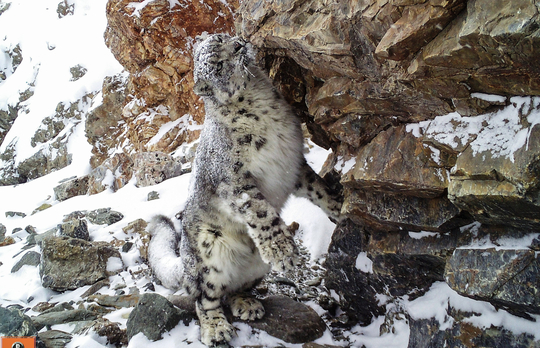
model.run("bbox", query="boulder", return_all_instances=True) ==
[85,73,129,168]
[126,293,194,342]
[58,218,89,240]
[245,296,326,344]
[132,151,188,187]
[324,219,385,326]
[11,251,41,273]
[0,104,19,148]
[87,208,124,226]
[87,153,134,194]
[344,125,455,195]
[408,311,540,348]
[73,318,127,347]
[32,309,99,331]
[0,305,37,337]
[53,176,90,202]
[415,0,540,95]
[37,330,73,348]
[39,236,123,291]
[0,223,5,242]
[445,248,540,316]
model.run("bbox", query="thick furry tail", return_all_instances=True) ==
[148,215,184,289]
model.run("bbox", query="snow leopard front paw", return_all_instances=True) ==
[198,310,236,346]
[196,302,236,346]
[200,320,236,346]
[229,295,265,321]
[260,229,299,272]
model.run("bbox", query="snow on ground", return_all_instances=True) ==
[2,1,540,347]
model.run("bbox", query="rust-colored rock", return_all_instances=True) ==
[342,126,450,198]
[375,0,466,61]
[101,0,238,163]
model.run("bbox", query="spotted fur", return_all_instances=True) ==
[148,33,342,346]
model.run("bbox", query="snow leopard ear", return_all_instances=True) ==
[194,79,213,97]
[195,32,209,44]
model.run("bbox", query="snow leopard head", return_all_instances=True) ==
[193,33,255,104]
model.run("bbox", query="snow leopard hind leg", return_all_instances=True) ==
[294,161,343,222]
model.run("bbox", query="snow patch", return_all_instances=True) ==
[406,97,540,163]
[408,231,439,239]
[355,252,373,273]
[106,257,124,273]
[334,156,356,174]
[471,92,507,103]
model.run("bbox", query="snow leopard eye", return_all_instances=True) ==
[233,41,244,53]
[216,61,223,73]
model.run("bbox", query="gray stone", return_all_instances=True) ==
[40,302,74,315]
[39,236,122,291]
[87,208,124,225]
[126,293,194,341]
[0,2,11,16]
[34,228,57,246]
[9,44,23,72]
[342,189,465,232]
[88,294,140,309]
[6,211,26,218]
[53,176,89,202]
[38,330,73,348]
[324,219,385,326]
[245,296,326,344]
[147,191,159,201]
[408,311,540,348]
[445,248,540,316]
[437,97,540,229]
[0,305,38,336]
[81,279,110,298]
[58,218,89,240]
[32,309,99,331]
[0,142,21,186]
[132,152,188,187]
[69,65,87,81]
[0,223,5,242]
[11,251,41,273]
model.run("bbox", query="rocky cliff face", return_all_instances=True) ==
[238,0,540,345]
[2,0,540,346]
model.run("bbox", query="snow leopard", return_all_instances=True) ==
[148,33,342,346]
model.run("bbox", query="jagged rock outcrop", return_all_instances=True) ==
[92,0,239,171]
[2,0,539,346]
[0,94,93,185]
[235,0,540,344]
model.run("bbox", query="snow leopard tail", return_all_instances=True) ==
[148,215,184,289]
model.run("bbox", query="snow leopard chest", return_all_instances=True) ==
[199,96,304,210]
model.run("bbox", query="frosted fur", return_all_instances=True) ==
[147,216,184,289]
[148,33,342,346]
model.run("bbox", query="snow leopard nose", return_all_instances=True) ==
[233,38,250,54]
